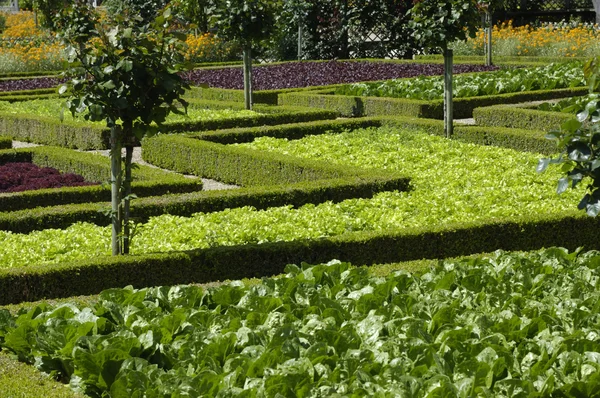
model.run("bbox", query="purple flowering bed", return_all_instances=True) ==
[183,60,499,90]
[0,77,64,92]
[0,162,96,193]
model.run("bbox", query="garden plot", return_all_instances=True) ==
[0,98,337,150]
[2,248,600,396]
[0,126,584,269]
[278,62,589,118]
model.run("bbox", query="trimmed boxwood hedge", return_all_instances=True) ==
[0,135,10,149]
[278,87,588,119]
[0,115,578,302]
[0,146,202,212]
[0,100,338,150]
[0,115,557,231]
[473,104,574,131]
[0,208,598,305]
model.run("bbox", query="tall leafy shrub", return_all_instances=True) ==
[408,0,480,137]
[208,0,281,110]
[59,2,190,255]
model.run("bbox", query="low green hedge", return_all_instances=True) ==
[185,85,337,105]
[0,101,338,150]
[0,128,409,232]
[414,55,583,66]
[473,104,573,131]
[0,208,598,305]
[0,146,202,212]
[0,174,407,233]
[278,87,588,119]
[0,135,10,149]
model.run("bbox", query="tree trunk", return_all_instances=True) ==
[485,11,492,66]
[298,23,303,60]
[594,0,600,24]
[123,143,133,254]
[443,47,453,138]
[243,46,253,110]
[110,125,123,255]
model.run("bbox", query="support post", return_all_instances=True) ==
[243,46,253,110]
[110,126,122,255]
[444,47,453,138]
[298,23,303,60]
[485,12,492,66]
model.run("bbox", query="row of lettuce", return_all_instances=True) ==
[2,248,600,396]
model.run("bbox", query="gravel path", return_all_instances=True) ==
[11,141,238,191]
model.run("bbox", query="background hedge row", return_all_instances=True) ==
[0,101,338,150]
[277,87,588,118]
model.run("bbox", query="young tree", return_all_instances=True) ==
[408,0,480,138]
[59,1,190,255]
[208,0,281,110]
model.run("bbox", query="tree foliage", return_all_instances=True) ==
[208,0,281,47]
[267,0,414,60]
[538,58,600,217]
[408,0,481,52]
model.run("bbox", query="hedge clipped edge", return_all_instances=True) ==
[0,102,338,150]
[185,84,340,105]
[0,173,408,233]
[0,146,202,212]
[278,87,588,119]
[0,135,10,149]
[473,104,573,132]
[0,209,598,304]
[0,112,110,150]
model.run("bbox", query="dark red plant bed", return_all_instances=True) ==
[0,77,64,92]
[0,162,97,193]
[183,60,499,91]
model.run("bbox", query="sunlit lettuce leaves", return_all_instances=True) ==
[0,126,584,269]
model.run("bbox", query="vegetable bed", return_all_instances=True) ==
[2,248,600,396]
[335,62,584,100]
[0,162,95,193]
[0,99,256,126]
[0,126,582,269]
[184,60,498,90]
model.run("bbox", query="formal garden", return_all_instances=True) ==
[2,0,600,396]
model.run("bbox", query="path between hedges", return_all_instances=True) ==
[11,141,239,191]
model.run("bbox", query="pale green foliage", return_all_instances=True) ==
[0,99,256,126]
[0,127,583,269]
[337,62,585,100]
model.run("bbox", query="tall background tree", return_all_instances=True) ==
[267,0,414,61]
[59,1,190,255]
[409,0,481,138]
[208,0,281,110]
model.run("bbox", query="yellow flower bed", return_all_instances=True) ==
[453,20,600,58]
[0,11,64,72]
[185,32,239,63]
